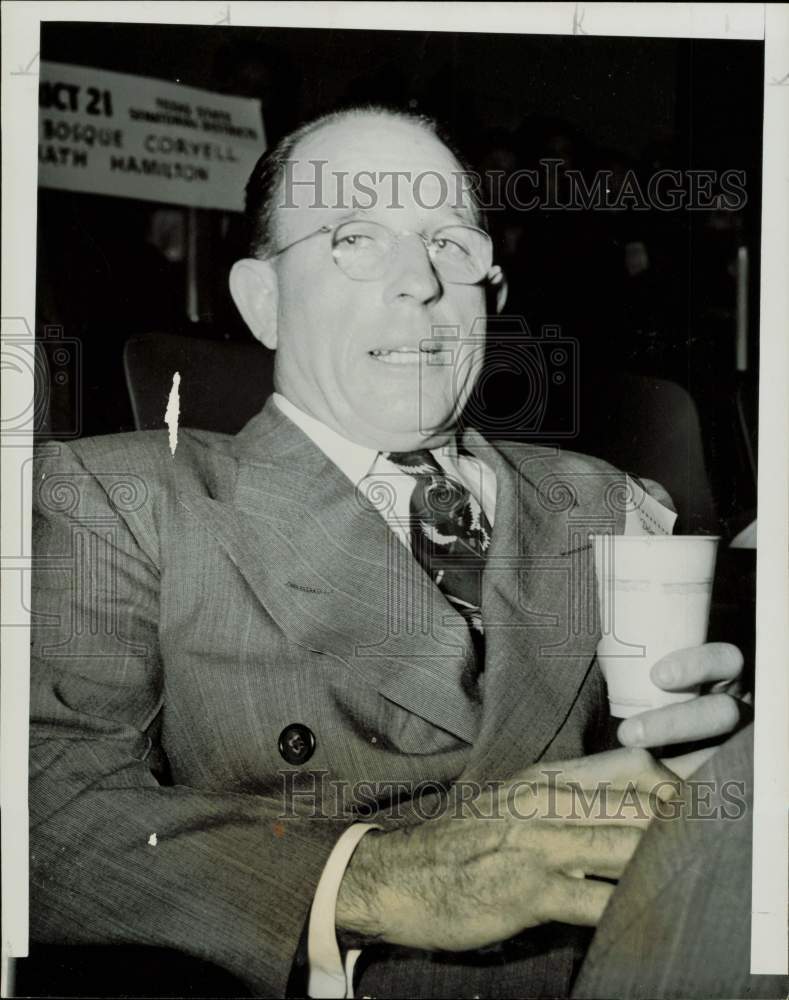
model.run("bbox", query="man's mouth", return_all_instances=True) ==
[369,345,442,365]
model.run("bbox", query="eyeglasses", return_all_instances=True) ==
[268,219,494,285]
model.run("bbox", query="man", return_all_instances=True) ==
[30,107,746,999]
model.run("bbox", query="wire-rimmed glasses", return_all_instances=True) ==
[269,218,494,285]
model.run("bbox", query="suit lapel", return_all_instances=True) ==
[174,400,625,757]
[175,398,480,743]
[461,432,626,778]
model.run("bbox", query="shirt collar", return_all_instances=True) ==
[272,392,465,483]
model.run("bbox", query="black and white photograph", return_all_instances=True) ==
[1,4,787,999]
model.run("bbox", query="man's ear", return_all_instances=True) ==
[493,272,508,314]
[229,258,278,349]
[495,277,508,314]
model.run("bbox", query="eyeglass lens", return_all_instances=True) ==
[330,220,491,284]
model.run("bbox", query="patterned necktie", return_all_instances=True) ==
[386,449,492,656]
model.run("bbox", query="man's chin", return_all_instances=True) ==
[346,414,457,453]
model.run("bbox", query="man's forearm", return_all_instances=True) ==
[335,827,389,944]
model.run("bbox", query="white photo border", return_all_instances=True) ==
[2,1,786,988]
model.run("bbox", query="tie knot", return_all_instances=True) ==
[387,450,470,522]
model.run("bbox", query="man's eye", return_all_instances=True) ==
[337,232,373,247]
[433,237,470,257]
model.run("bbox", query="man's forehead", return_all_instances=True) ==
[278,114,477,223]
[301,113,453,155]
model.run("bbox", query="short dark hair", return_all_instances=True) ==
[243,104,483,258]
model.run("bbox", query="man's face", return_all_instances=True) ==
[266,115,487,451]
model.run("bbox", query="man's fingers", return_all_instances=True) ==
[541,872,615,927]
[618,692,741,748]
[650,643,744,691]
[541,822,643,879]
[554,786,661,827]
[536,824,643,927]
[508,782,660,826]
[513,746,681,800]
[561,787,662,827]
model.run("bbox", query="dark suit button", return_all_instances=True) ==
[278,724,316,765]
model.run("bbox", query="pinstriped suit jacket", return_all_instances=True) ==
[29,395,627,997]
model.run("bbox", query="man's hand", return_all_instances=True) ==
[336,748,680,953]
[616,642,747,748]
[616,642,749,778]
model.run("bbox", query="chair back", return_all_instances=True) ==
[480,370,716,534]
[578,371,716,533]
[123,332,275,435]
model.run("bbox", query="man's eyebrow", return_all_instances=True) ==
[334,207,375,223]
[448,205,477,224]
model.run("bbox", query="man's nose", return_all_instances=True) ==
[382,234,442,305]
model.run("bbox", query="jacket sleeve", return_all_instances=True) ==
[28,440,351,997]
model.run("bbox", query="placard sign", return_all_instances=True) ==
[38,61,266,211]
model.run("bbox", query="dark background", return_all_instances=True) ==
[25,21,764,999]
[36,22,763,530]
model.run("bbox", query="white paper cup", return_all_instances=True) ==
[590,534,720,718]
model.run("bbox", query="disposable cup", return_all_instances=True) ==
[590,534,720,718]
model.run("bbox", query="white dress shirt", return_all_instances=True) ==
[271,392,676,999]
